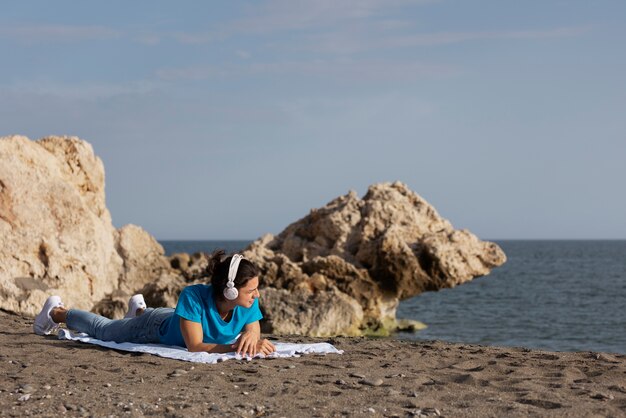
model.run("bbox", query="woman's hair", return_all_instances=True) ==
[205,250,259,300]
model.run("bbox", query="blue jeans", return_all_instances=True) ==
[65,307,174,344]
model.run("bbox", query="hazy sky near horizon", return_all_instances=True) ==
[1,1,625,240]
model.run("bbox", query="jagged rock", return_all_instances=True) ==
[139,272,188,309]
[0,135,169,316]
[167,251,212,282]
[91,290,130,320]
[244,181,506,336]
[259,287,363,336]
[189,252,209,274]
[169,253,191,272]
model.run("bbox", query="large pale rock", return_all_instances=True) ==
[244,181,506,336]
[116,224,169,294]
[0,135,168,316]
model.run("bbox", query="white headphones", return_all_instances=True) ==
[224,254,244,300]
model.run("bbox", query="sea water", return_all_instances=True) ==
[160,240,626,354]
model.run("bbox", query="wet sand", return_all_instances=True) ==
[1,310,625,417]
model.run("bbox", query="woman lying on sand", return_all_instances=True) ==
[33,251,276,357]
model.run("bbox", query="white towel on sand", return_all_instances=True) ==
[58,329,343,364]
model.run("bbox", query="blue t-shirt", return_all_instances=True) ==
[159,284,263,347]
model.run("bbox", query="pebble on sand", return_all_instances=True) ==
[169,369,188,377]
[360,378,384,387]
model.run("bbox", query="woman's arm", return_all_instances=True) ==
[243,321,261,338]
[179,317,233,353]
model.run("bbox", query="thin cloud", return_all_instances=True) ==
[236,50,252,59]
[218,0,439,36]
[134,33,161,46]
[248,58,455,80]
[303,25,592,54]
[384,26,592,47]
[156,66,229,81]
[503,26,591,40]
[156,58,456,82]
[0,24,218,46]
[134,31,221,46]
[161,0,434,45]
[2,80,156,101]
[0,24,121,43]
[171,32,214,45]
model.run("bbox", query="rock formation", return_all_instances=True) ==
[0,135,168,317]
[243,182,506,336]
[1,135,505,337]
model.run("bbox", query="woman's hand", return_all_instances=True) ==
[256,339,276,356]
[233,330,260,356]
[233,322,275,357]
[233,332,277,357]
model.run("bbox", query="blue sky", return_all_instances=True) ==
[1,1,625,240]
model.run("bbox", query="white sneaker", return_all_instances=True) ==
[33,296,64,336]
[124,294,147,319]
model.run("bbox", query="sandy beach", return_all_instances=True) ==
[1,310,624,417]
